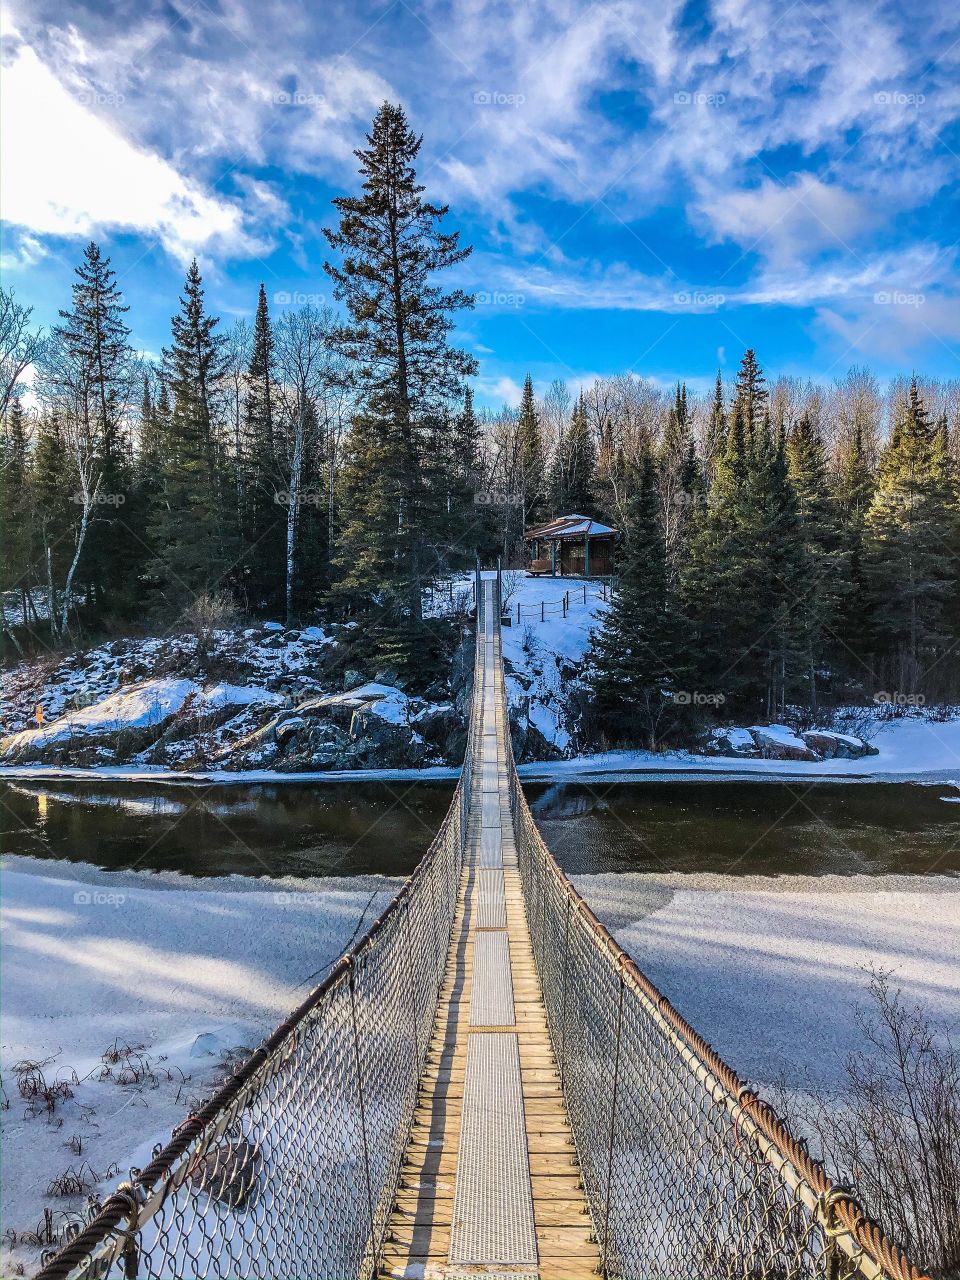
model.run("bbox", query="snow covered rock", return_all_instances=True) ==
[708,727,759,757]
[0,678,200,763]
[748,724,820,762]
[802,729,877,759]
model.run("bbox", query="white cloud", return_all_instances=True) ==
[0,42,264,263]
[704,175,872,265]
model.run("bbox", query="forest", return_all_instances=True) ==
[1,103,958,743]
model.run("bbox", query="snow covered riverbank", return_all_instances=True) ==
[575,871,960,1093]
[0,856,398,1267]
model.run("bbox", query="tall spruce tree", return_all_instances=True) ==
[323,102,476,678]
[148,260,233,606]
[242,284,284,610]
[786,413,839,708]
[549,393,595,515]
[585,452,680,749]
[863,378,959,694]
[54,241,134,604]
[517,373,547,524]
[733,348,767,456]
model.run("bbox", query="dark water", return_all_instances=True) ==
[525,779,960,877]
[1,777,958,879]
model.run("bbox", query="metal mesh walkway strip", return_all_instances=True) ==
[470,930,516,1027]
[448,1033,538,1266]
[475,869,508,930]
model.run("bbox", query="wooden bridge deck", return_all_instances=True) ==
[380,580,599,1280]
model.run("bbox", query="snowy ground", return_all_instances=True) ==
[0,855,398,1267]
[575,871,960,1093]
[518,712,960,781]
[498,571,608,754]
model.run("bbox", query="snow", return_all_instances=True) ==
[518,713,960,781]
[316,682,409,723]
[748,723,809,751]
[0,855,399,1262]
[576,871,960,1092]
[0,678,200,758]
[199,683,285,709]
[498,574,609,754]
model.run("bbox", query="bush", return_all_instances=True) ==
[796,970,960,1279]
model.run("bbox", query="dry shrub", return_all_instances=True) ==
[797,969,960,1279]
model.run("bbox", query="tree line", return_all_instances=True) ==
[1,101,958,715]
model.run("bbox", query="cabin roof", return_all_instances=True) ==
[524,513,617,541]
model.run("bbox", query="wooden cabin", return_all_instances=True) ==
[524,514,617,577]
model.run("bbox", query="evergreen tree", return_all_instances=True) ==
[786,413,840,707]
[1,401,31,613]
[549,393,595,515]
[242,284,284,610]
[323,102,476,676]
[834,415,876,663]
[517,373,547,523]
[585,452,681,749]
[863,378,959,693]
[54,241,134,603]
[733,348,767,455]
[705,370,726,478]
[148,260,233,606]
[659,382,701,577]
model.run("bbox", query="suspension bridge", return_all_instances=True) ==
[37,574,927,1280]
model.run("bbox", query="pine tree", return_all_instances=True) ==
[705,370,726,479]
[659,382,701,577]
[586,452,681,749]
[549,393,595,515]
[241,284,284,610]
[1,401,31,609]
[786,414,840,707]
[517,374,547,523]
[148,260,233,606]
[863,378,959,694]
[834,416,876,663]
[323,102,476,673]
[733,348,767,456]
[54,241,134,603]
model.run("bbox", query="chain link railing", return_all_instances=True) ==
[507,745,930,1280]
[34,609,486,1280]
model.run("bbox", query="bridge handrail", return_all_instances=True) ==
[33,602,487,1280]
[505,754,928,1279]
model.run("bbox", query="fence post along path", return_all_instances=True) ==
[37,574,929,1280]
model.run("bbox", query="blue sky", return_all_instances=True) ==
[2,0,959,406]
